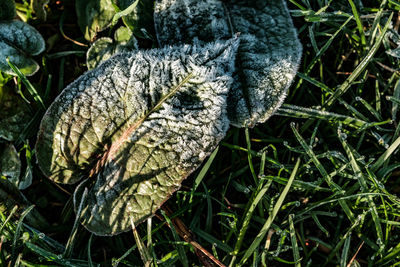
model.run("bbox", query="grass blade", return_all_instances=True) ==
[189,146,219,204]
[370,135,400,172]
[6,58,46,109]
[289,214,301,267]
[291,123,356,223]
[161,210,189,267]
[323,13,393,108]
[239,158,301,265]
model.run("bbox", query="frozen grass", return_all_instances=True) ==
[2,0,400,266]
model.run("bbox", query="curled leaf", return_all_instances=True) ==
[155,0,302,127]
[0,0,16,20]
[36,39,239,235]
[0,20,45,76]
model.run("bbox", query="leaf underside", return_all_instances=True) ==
[0,21,45,76]
[36,39,238,235]
[155,0,303,127]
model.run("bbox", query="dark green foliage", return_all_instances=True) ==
[0,0,16,20]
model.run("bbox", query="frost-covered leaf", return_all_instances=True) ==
[0,86,32,141]
[155,0,302,127]
[117,0,154,39]
[76,0,116,41]
[0,0,16,20]
[0,20,45,76]
[0,143,21,187]
[31,0,49,21]
[36,39,239,235]
[86,27,138,70]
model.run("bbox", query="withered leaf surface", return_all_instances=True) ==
[155,0,302,127]
[36,39,238,235]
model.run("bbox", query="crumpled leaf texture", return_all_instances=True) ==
[155,0,302,127]
[36,39,238,235]
[0,21,45,76]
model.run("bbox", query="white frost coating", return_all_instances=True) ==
[155,0,303,127]
[37,38,239,235]
[0,21,45,76]
[0,21,45,55]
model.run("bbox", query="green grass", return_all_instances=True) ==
[2,0,400,266]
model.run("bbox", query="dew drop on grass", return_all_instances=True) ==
[339,131,347,140]
[38,232,45,239]
[355,96,362,101]
[22,232,30,241]
[294,201,300,207]
[283,141,289,147]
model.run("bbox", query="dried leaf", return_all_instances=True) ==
[0,20,45,76]
[36,39,239,235]
[155,0,302,127]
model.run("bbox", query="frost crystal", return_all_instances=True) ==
[0,21,45,76]
[36,39,239,235]
[155,0,302,127]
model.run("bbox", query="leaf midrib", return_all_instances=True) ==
[88,72,194,178]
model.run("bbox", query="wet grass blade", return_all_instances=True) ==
[239,158,300,265]
[291,124,356,223]
[289,214,301,267]
[6,58,46,109]
[323,13,393,108]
